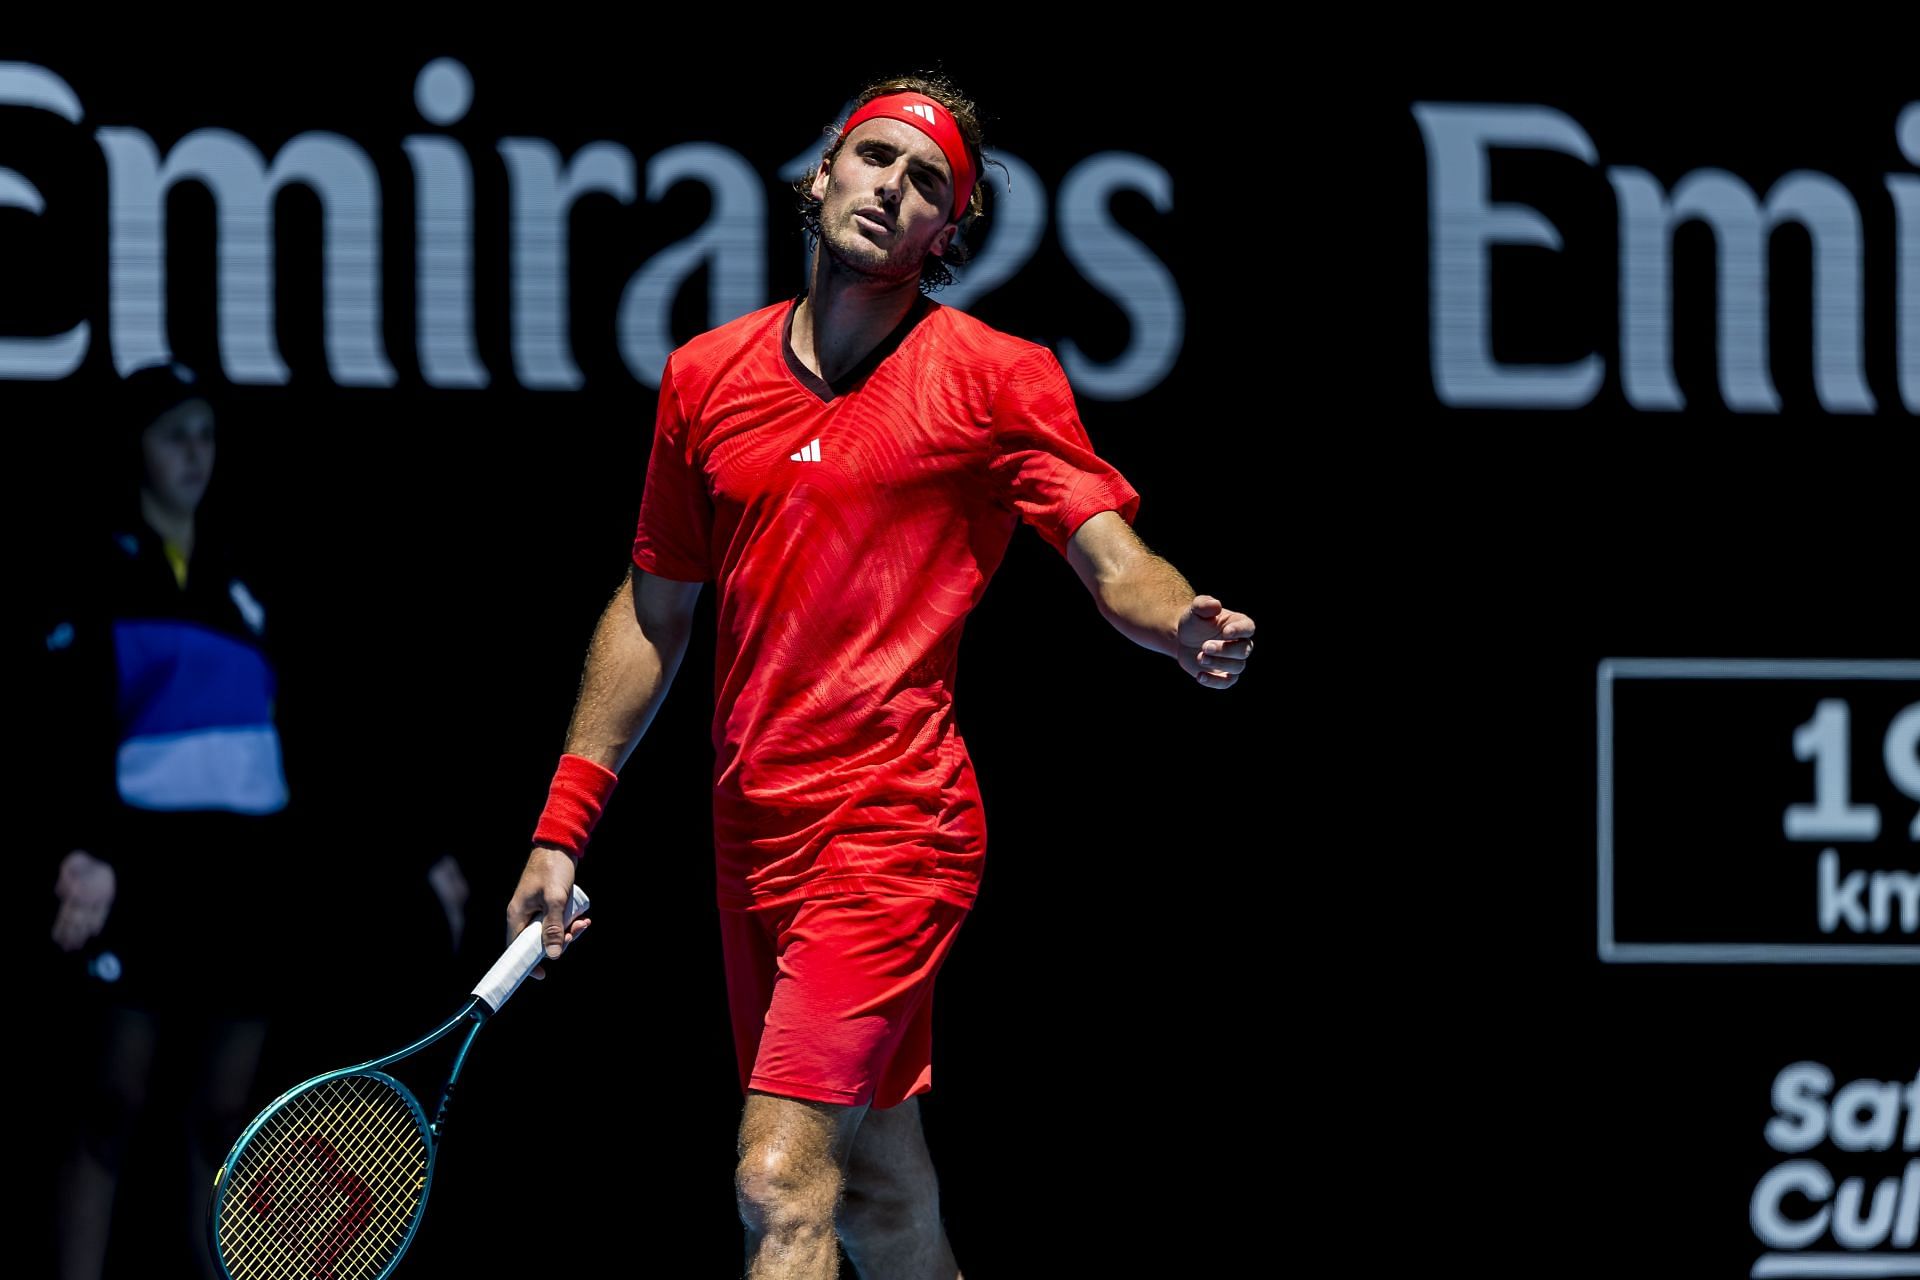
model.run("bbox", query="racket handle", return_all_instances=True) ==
[472,883,590,1014]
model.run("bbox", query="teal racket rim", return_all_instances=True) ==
[208,1067,437,1280]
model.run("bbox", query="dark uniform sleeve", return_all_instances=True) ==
[29,536,125,877]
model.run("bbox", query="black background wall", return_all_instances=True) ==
[9,34,1272,1278]
[9,31,1913,1279]
[1318,44,1917,1280]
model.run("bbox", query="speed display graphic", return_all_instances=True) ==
[1599,660,1920,964]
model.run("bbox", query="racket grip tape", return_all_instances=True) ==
[472,883,590,1013]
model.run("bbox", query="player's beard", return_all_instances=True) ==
[818,191,924,287]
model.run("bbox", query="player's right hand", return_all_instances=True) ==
[52,849,116,952]
[507,845,590,980]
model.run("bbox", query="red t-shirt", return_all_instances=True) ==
[632,292,1141,910]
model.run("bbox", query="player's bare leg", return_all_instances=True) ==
[835,1095,961,1280]
[737,1090,866,1278]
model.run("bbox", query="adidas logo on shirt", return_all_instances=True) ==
[790,438,822,463]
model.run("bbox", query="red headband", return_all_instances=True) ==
[837,92,977,223]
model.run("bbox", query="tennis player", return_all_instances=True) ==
[506,71,1255,1279]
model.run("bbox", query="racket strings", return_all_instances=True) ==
[215,1073,431,1280]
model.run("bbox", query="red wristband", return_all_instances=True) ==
[532,753,619,858]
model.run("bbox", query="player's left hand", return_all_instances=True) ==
[1175,595,1255,689]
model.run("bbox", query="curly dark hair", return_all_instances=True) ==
[791,70,1008,294]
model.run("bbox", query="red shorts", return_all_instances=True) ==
[718,892,970,1110]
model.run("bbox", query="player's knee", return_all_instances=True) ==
[734,1140,842,1236]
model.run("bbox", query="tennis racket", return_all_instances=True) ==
[207,882,590,1280]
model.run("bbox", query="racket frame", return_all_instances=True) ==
[208,997,490,1280]
[208,880,587,1279]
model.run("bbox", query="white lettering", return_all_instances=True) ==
[1787,700,1883,842]
[1819,851,1920,935]
[1751,1160,1833,1250]
[96,126,396,386]
[0,60,1185,397]
[1055,153,1183,401]
[1897,1159,1920,1247]
[1831,1171,1900,1248]
[920,150,1044,312]
[1820,850,1870,934]
[616,143,765,390]
[1414,101,1916,415]
[1833,1078,1906,1151]
[1886,702,1920,840]
[499,137,636,390]
[0,62,90,379]
[1871,867,1920,934]
[1411,103,1603,409]
[1610,168,1874,413]
[402,58,488,389]
[1894,104,1920,414]
[1769,1062,1834,1152]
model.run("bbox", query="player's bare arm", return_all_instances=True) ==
[509,566,703,973]
[1066,510,1256,689]
[560,566,704,770]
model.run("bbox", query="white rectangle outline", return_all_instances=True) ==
[1598,658,1920,965]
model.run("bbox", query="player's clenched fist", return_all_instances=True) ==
[1175,595,1255,689]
